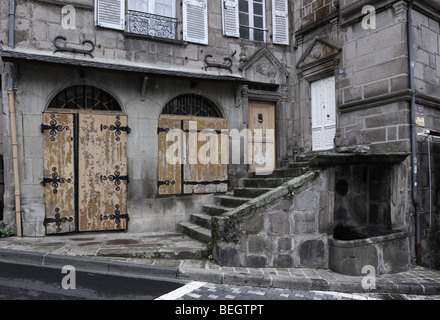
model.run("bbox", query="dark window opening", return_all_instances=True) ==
[162,94,222,118]
[48,85,122,111]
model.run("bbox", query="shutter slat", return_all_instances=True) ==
[272,0,289,45]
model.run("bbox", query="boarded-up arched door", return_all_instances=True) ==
[158,94,228,195]
[42,86,130,234]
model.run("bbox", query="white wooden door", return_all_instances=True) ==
[311,76,336,151]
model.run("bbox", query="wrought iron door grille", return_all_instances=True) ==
[128,10,177,40]
[48,85,122,111]
[162,94,222,117]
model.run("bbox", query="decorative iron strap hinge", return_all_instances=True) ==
[101,115,131,141]
[157,127,170,134]
[158,128,225,134]
[157,180,176,187]
[41,114,70,142]
[43,208,74,233]
[100,204,129,230]
[183,180,229,185]
[100,165,129,191]
[41,167,72,194]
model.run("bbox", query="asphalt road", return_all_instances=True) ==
[0,261,184,300]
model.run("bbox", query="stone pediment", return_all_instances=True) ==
[296,37,341,81]
[239,48,289,85]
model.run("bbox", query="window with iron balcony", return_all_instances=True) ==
[127,0,177,40]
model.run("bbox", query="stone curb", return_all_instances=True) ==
[0,248,178,280]
[1,248,440,295]
[176,266,440,295]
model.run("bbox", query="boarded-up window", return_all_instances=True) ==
[158,95,228,195]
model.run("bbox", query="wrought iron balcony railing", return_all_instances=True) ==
[127,10,177,40]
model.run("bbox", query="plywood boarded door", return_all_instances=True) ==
[248,101,276,174]
[158,115,183,195]
[158,115,229,195]
[183,117,228,193]
[42,113,76,234]
[78,114,129,231]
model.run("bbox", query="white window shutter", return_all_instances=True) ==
[95,0,125,30]
[272,0,289,45]
[222,0,239,38]
[183,0,208,45]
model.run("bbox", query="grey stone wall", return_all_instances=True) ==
[213,170,334,268]
[415,105,440,269]
[411,4,440,269]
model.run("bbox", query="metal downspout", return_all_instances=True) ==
[407,0,421,265]
[7,0,22,237]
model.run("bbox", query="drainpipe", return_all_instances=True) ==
[7,0,22,237]
[407,0,421,265]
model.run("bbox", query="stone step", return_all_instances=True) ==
[215,195,253,208]
[248,167,309,178]
[191,213,212,230]
[203,204,231,216]
[288,161,310,168]
[96,233,210,260]
[233,187,274,198]
[178,221,211,243]
[241,177,291,188]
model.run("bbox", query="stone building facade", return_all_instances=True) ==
[289,0,440,270]
[213,0,440,271]
[0,0,293,235]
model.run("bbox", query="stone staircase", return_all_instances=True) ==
[178,162,310,244]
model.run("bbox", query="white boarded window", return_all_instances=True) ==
[311,76,336,151]
[272,0,289,45]
[95,0,125,30]
[182,0,208,44]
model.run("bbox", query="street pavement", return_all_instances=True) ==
[0,231,440,299]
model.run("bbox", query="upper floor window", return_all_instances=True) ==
[95,0,208,44]
[127,0,177,40]
[239,0,265,42]
[222,0,289,45]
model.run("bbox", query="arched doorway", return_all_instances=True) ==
[157,94,228,195]
[42,85,130,234]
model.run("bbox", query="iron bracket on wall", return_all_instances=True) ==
[203,55,233,73]
[53,36,95,58]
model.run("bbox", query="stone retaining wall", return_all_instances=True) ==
[212,170,335,268]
